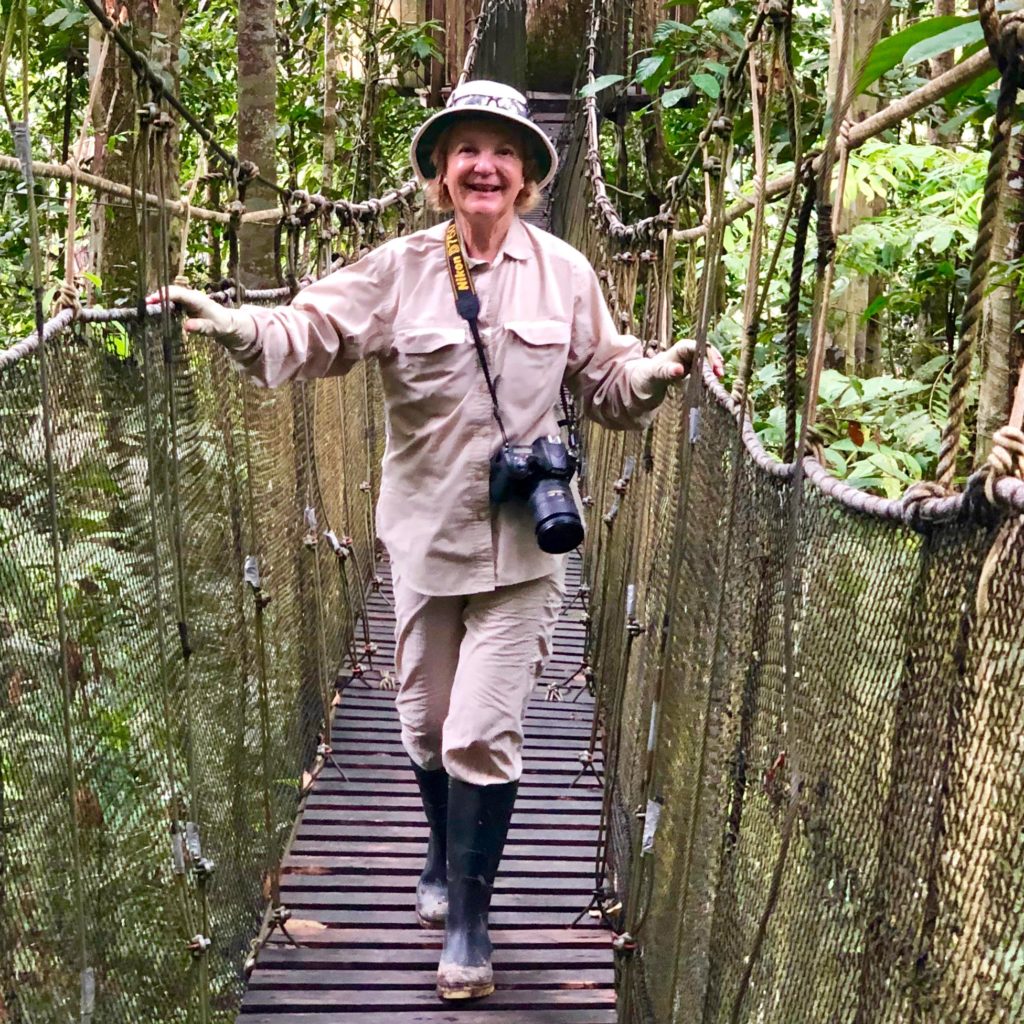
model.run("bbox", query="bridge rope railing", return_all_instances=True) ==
[0,2,498,1021]
[552,0,1024,1021]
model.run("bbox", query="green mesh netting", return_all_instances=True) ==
[1,306,383,1022]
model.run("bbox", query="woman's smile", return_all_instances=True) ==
[442,121,526,224]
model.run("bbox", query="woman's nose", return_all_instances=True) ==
[472,150,496,172]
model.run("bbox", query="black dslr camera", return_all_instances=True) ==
[490,435,584,554]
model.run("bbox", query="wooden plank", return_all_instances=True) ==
[278,890,590,911]
[266,909,596,928]
[281,864,598,883]
[283,843,598,862]
[309,768,602,788]
[264,927,609,949]
[247,968,613,989]
[252,945,606,969]
[238,1011,617,1024]
[240,987,615,1011]
[308,777,603,795]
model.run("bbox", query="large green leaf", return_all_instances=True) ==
[578,74,625,99]
[902,20,985,67]
[856,14,975,93]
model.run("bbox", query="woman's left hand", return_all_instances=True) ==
[633,339,725,400]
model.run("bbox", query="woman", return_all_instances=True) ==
[153,79,722,1001]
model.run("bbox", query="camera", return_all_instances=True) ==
[490,435,584,554]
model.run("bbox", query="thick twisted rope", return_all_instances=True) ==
[935,11,1024,487]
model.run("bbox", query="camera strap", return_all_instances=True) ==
[444,221,510,448]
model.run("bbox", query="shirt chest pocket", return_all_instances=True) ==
[392,326,473,404]
[503,319,571,408]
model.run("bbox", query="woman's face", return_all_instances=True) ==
[441,120,526,224]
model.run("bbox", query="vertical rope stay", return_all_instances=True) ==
[664,15,804,1011]
[936,12,1024,487]
[620,62,740,1000]
[150,86,214,1023]
[8,3,93,1018]
[727,4,889,1019]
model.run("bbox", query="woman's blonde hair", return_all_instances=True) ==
[424,119,542,214]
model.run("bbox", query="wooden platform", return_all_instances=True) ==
[238,556,616,1022]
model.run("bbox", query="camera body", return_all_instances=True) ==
[490,435,584,554]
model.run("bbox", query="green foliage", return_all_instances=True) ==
[856,15,981,93]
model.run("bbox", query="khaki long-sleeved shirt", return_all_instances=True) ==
[232,217,663,596]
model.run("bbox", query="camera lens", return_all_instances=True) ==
[528,480,584,554]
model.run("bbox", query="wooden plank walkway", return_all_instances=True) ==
[238,553,616,1022]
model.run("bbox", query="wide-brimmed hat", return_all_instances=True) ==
[410,80,558,190]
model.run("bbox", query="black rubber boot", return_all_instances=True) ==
[436,778,518,1000]
[411,761,449,928]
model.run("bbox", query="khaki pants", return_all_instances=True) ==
[392,567,565,785]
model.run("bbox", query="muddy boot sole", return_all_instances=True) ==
[416,879,447,929]
[436,969,495,1001]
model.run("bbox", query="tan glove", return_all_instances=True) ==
[146,284,258,353]
[631,339,725,402]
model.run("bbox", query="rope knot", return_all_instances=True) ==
[900,480,949,530]
[1000,10,1024,64]
[764,0,790,27]
[52,281,82,317]
[979,425,1024,506]
[236,160,259,186]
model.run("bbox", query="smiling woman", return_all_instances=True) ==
[426,120,539,220]
[148,76,719,1007]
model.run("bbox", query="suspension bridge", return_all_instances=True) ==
[4,0,1024,1022]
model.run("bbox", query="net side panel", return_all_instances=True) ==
[590,375,1023,1023]
[1,312,380,1023]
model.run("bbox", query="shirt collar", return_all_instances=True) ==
[500,216,532,262]
[439,216,532,268]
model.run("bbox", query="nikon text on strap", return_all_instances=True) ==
[444,221,510,448]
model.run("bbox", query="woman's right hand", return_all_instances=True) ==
[146,285,258,352]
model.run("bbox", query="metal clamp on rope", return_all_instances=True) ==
[703,155,723,177]
[303,506,319,548]
[641,797,663,854]
[324,530,353,561]
[244,555,272,609]
[80,967,96,1021]
[612,931,637,954]
[603,496,621,527]
[137,100,160,126]
[193,857,216,883]
[187,934,211,959]
[185,821,203,861]
[171,828,186,876]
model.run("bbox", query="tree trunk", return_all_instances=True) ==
[323,10,339,194]
[90,2,158,300]
[152,0,182,283]
[427,0,445,106]
[974,133,1024,466]
[928,0,956,144]
[827,0,887,376]
[238,0,278,288]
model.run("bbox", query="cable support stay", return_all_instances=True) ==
[6,3,93,1017]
